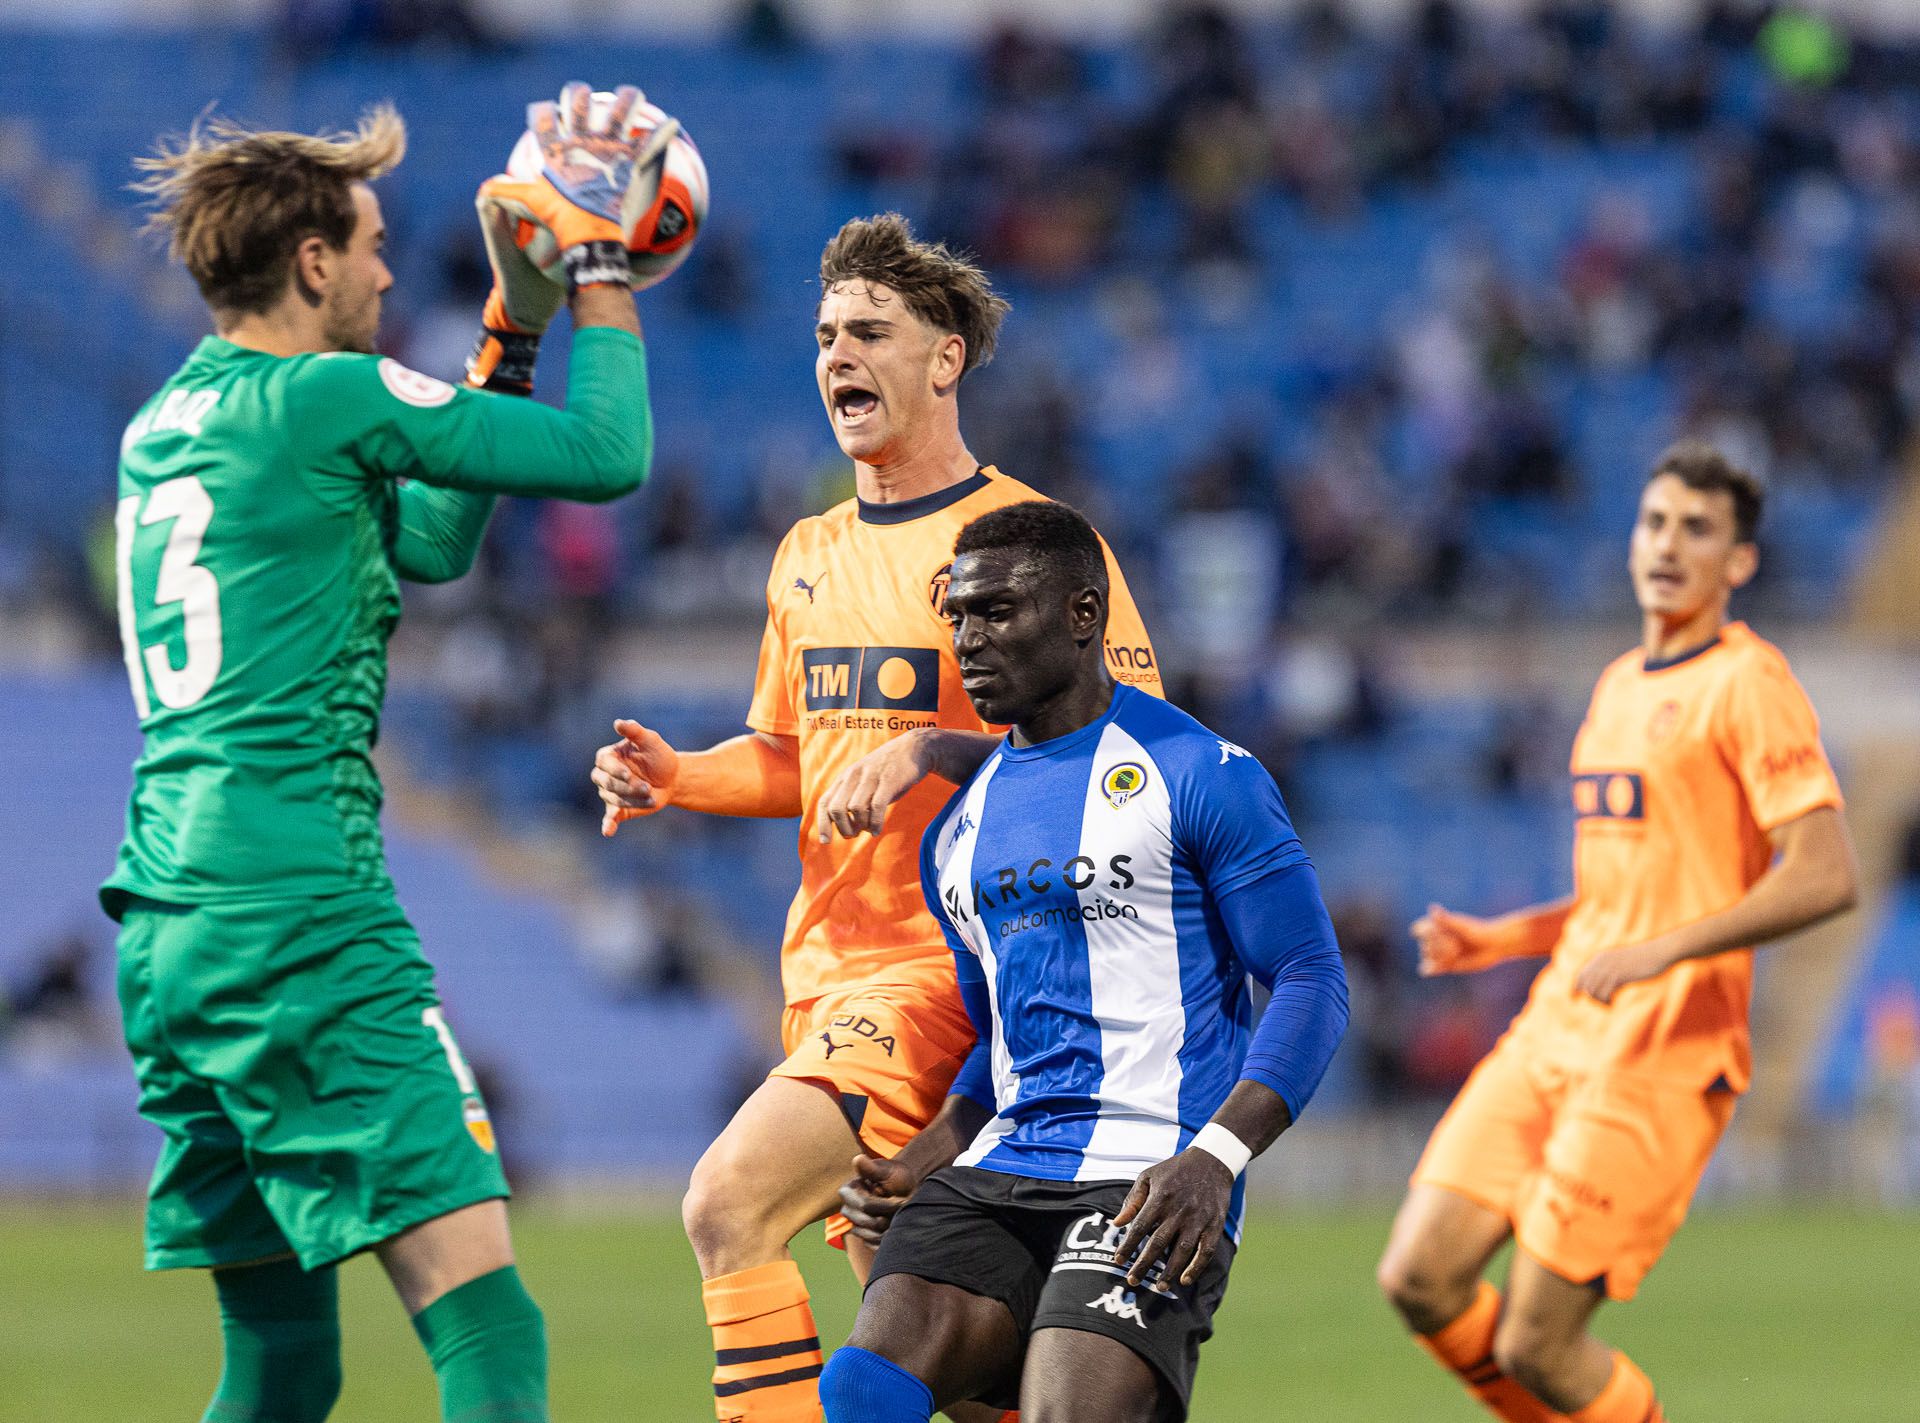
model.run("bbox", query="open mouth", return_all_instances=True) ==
[833,386,879,423]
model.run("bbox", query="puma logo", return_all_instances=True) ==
[819,1032,846,1059]
[793,572,825,603]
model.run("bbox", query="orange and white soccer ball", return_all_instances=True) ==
[507,93,710,290]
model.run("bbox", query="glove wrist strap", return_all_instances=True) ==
[562,239,632,293]
[464,326,541,396]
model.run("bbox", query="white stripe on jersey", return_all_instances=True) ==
[1073,723,1185,1177]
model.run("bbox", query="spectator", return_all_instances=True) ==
[3,931,112,1064]
[1333,898,1412,1106]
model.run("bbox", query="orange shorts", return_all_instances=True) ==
[1411,1038,1735,1300]
[769,978,978,1249]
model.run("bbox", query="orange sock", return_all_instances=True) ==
[701,1260,824,1423]
[1570,1351,1662,1423]
[1416,1282,1567,1423]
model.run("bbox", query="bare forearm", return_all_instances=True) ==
[911,728,1002,785]
[1490,897,1576,959]
[675,733,803,817]
[1659,845,1856,967]
[1578,808,1857,1004]
[570,283,642,340]
[1210,1080,1293,1157]
[895,1094,991,1183]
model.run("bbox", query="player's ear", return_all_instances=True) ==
[931,331,966,392]
[291,234,332,308]
[1727,540,1758,590]
[1070,585,1104,644]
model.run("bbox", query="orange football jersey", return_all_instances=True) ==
[747,466,1163,1006]
[1508,622,1842,1092]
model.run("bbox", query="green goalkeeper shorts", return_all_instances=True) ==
[115,889,510,1271]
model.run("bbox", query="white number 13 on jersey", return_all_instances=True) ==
[115,475,224,716]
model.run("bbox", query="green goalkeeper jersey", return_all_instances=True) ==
[102,326,651,917]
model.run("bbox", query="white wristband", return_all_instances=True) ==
[1190,1122,1252,1178]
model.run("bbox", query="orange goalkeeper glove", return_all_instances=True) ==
[465,82,682,392]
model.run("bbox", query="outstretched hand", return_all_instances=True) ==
[1110,1149,1234,1290]
[1412,903,1504,976]
[592,718,679,836]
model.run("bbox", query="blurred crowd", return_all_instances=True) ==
[369,3,1910,694]
[4,1,1920,1064]
[346,2,1920,866]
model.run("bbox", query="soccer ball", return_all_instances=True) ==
[507,93,710,291]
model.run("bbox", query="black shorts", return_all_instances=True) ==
[866,1165,1235,1416]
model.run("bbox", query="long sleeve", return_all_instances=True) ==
[1171,738,1348,1122]
[391,484,495,584]
[287,328,653,506]
[1215,860,1350,1122]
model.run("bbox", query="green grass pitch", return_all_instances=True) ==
[4,1199,1913,1420]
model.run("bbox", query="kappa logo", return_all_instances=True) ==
[1086,1284,1149,1329]
[793,572,826,603]
[1217,739,1251,765]
[1102,762,1149,808]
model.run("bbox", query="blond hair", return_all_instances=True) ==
[134,104,405,316]
[819,213,1010,377]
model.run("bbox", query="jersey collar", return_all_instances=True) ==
[1641,627,1731,673]
[999,684,1131,762]
[856,468,991,525]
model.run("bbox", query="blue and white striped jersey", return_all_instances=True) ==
[922,685,1346,1237]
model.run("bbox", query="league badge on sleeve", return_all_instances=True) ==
[378,358,458,409]
[463,1095,498,1154]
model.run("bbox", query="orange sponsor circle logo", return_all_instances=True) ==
[1572,771,1644,822]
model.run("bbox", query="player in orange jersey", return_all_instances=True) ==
[1376,440,1858,1423]
[590,214,1160,1423]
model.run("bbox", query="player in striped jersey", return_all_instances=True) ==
[817,502,1350,1423]
[592,215,1159,1421]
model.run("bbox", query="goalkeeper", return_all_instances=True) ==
[106,86,682,1423]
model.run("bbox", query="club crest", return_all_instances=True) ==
[1103,762,1148,808]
